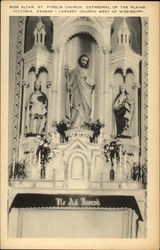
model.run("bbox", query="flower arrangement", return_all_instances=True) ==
[103,138,120,166]
[36,133,56,178]
[52,119,70,142]
[82,119,104,142]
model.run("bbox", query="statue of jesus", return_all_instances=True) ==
[65,55,95,128]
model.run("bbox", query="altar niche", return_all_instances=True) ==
[61,33,100,123]
[112,68,136,138]
[23,66,49,137]
[51,17,113,129]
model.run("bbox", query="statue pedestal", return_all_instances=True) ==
[65,129,94,143]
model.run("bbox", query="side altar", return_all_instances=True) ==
[8,16,147,238]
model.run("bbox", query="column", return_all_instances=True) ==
[56,47,64,121]
[91,42,96,120]
[109,84,114,136]
[133,82,139,139]
[87,160,91,190]
[52,47,59,122]
[133,82,139,165]
[46,80,52,132]
[21,80,29,136]
[98,47,105,122]
[103,46,111,136]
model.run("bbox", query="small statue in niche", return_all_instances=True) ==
[25,81,48,135]
[113,85,134,138]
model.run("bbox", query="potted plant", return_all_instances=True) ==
[8,160,27,180]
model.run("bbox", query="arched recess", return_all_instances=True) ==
[24,65,49,111]
[60,32,100,121]
[56,21,104,50]
[113,68,124,98]
[57,24,105,121]
[67,152,89,181]
[37,66,49,93]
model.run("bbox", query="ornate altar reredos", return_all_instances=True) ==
[8,15,149,239]
[10,16,144,190]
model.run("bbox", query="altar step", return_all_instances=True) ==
[9,179,141,190]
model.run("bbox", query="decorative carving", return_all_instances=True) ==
[143,18,148,169]
[65,129,93,143]
[12,17,25,155]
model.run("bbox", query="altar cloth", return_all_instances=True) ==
[9,193,143,221]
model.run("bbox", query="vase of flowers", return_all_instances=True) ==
[82,119,104,143]
[52,119,70,143]
[103,138,120,166]
[36,133,55,179]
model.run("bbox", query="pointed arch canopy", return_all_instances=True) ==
[52,17,114,50]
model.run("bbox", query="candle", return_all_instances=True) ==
[119,146,122,170]
[38,150,41,177]
[34,144,36,155]
[124,152,127,172]
[29,151,32,178]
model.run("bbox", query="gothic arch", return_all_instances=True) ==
[37,66,48,76]
[67,151,89,180]
[55,22,104,50]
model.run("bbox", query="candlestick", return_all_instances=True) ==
[124,152,127,172]
[119,146,122,171]
[118,146,123,183]
[29,151,32,178]
[34,144,36,155]
[38,150,41,178]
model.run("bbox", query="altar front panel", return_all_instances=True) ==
[9,208,137,238]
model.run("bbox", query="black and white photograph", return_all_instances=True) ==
[1,1,159,249]
[8,15,147,238]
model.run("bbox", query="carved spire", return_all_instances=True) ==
[118,17,131,47]
[34,17,46,46]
